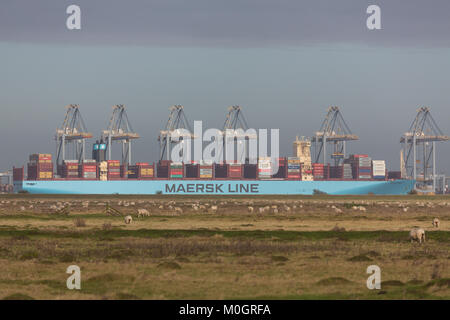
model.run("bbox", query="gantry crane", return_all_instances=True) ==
[101,105,140,165]
[219,106,257,163]
[55,104,92,165]
[158,105,194,161]
[311,106,359,165]
[400,107,449,192]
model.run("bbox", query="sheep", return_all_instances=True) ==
[409,228,425,244]
[248,206,254,213]
[174,207,183,214]
[432,218,440,228]
[137,208,150,218]
[124,215,133,224]
[208,205,218,213]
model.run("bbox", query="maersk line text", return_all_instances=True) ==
[165,183,259,193]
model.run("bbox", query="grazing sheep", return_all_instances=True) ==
[174,207,183,214]
[432,218,440,228]
[124,215,133,224]
[258,207,265,214]
[137,208,150,217]
[210,205,218,211]
[409,228,425,244]
[248,206,254,213]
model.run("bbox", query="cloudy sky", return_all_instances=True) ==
[1,0,450,174]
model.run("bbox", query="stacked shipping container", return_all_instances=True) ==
[343,163,353,179]
[60,160,79,178]
[185,162,199,178]
[199,162,213,179]
[27,154,53,180]
[258,157,271,179]
[329,164,353,179]
[229,163,243,179]
[170,162,184,179]
[347,155,372,180]
[312,163,325,180]
[157,160,170,178]
[128,162,154,179]
[287,157,301,179]
[214,164,228,179]
[372,160,386,180]
[329,165,343,179]
[272,158,287,179]
[107,160,121,180]
[79,160,97,179]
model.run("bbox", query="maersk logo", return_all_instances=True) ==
[165,183,259,193]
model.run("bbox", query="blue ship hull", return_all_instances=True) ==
[15,179,415,195]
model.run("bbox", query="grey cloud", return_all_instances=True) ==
[1,0,450,47]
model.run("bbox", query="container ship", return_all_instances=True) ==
[12,141,415,195]
[11,105,415,195]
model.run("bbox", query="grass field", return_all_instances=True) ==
[0,194,449,300]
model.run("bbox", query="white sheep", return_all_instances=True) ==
[409,228,425,243]
[248,206,254,213]
[137,208,150,217]
[124,215,133,224]
[432,218,440,228]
